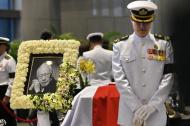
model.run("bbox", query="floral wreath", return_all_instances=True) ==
[10,40,80,112]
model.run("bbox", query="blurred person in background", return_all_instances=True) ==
[82,32,113,86]
[0,37,17,126]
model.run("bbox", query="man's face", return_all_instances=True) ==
[131,21,152,37]
[0,44,7,55]
[37,67,51,87]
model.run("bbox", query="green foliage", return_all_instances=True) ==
[57,33,78,40]
[103,32,124,50]
[9,40,22,61]
[104,32,123,41]
[56,32,125,50]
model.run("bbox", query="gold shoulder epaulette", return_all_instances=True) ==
[5,54,11,60]
[114,35,129,43]
[154,34,171,41]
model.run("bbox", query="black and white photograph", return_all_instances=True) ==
[25,54,63,95]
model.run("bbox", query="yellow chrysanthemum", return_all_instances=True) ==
[79,57,96,74]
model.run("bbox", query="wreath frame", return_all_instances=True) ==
[10,40,80,112]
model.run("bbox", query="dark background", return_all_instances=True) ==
[170,1,190,106]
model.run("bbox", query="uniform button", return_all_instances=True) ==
[142,99,147,104]
[142,69,146,73]
[141,56,145,59]
[142,83,146,87]
[126,58,129,61]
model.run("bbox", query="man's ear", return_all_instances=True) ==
[6,44,10,52]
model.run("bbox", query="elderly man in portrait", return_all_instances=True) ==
[29,61,56,94]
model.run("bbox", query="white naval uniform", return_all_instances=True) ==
[83,45,113,86]
[0,52,16,97]
[112,33,174,126]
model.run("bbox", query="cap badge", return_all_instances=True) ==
[139,8,148,16]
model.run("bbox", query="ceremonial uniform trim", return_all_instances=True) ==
[4,54,11,60]
[131,15,154,23]
[154,34,171,41]
[114,35,129,43]
[132,13,153,18]
[9,72,15,78]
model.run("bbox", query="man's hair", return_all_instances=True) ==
[89,36,102,43]
[40,31,52,40]
[37,62,53,77]
[0,43,10,52]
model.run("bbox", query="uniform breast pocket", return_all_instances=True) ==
[120,55,136,76]
[120,55,136,63]
[120,55,136,70]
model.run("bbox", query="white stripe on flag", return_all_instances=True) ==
[61,86,98,126]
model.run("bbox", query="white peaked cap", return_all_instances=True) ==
[0,37,10,42]
[127,0,158,11]
[86,32,104,41]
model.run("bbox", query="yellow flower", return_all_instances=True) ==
[78,57,96,74]
[11,39,80,112]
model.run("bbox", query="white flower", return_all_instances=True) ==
[11,39,80,112]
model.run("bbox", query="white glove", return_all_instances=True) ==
[135,105,156,121]
[133,107,144,126]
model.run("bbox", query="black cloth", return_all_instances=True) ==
[163,64,175,74]
[49,111,59,126]
[28,110,59,126]
[167,118,190,126]
[170,1,190,105]
[0,85,17,126]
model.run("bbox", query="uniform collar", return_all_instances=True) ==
[0,52,7,60]
[132,32,153,41]
[93,45,102,50]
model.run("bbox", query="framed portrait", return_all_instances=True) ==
[25,54,63,95]
[10,40,80,111]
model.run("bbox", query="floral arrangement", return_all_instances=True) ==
[10,40,80,112]
[77,57,96,88]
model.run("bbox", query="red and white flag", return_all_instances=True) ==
[62,84,120,126]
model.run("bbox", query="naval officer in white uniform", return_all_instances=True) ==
[61,33,113,126]
[112,1,174,126]
[83,32,113,86]
[0,37,17,126]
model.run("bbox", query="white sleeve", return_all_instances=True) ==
[148,41,174,112]
[5,58,16,97]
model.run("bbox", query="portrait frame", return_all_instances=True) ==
[25,53,63,95]
[10,40,80,111]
